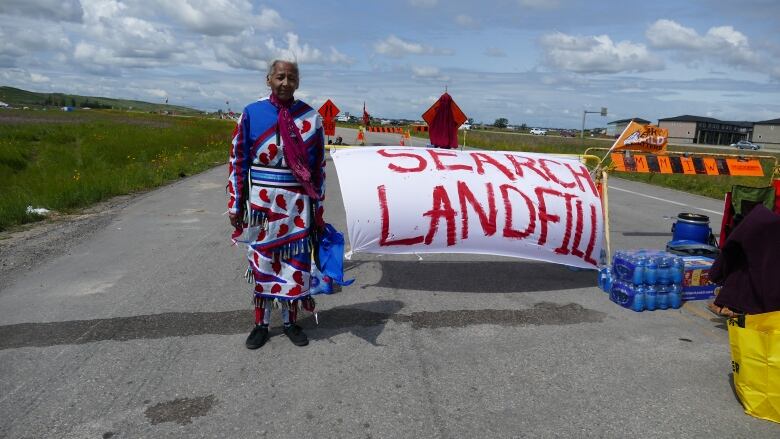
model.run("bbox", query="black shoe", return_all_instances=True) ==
[283,324,309,346]
[245,325,269,349]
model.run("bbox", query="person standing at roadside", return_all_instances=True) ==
[227,59,326,349]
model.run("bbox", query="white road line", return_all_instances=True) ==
[609,186,723,216]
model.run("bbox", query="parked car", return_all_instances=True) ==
[731,140,761,150]
[530,128,547,135]
[558,130,576,137]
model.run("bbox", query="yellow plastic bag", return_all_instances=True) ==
[727,311,780,424]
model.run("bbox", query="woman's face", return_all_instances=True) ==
[267,61,299,101]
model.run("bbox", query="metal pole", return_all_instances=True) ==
[581,110,586,141]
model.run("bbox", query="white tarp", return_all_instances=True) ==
[331,146,604,269]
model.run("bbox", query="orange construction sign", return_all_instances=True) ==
[318,99,340,120]
[612,121,668,154]
[318,99,340,136]
[611,153,764,177]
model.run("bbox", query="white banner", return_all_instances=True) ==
[331,147,604,269]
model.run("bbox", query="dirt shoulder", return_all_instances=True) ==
[0,194,136,288]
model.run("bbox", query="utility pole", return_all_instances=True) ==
[582,107,608,142]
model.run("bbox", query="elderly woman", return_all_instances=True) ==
[227,59,326,349]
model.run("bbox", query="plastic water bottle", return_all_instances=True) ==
[645,285,657,311]
[671,257,684,284]
[644,256,658,285]
[632,256,646,285]
[657,284,670,310]
[631,284,646,312]
[669,283,682,309]
[599,267,613,293]
[598,267,607,292]
[657,257,671,285]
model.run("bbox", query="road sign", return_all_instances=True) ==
[318,99,340,120]
[323,119,336,137]
[318,99,340,137]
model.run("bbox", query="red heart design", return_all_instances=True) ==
[259,152,269,164]
[287,285,302,296]
[272,260,281,274]
[295,199,304,214]
[256,229,266,241]
[268,144,278,160]
[277,224,289,237]
[259,189,270,203]
[271,284,282,294]
[301,120,311,133]
[275,194,287,210]
[293,271,304,285]
[294,216,305,228]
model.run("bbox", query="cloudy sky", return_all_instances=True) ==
[1,0,779,128]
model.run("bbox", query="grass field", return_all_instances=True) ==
[0,109,233,232]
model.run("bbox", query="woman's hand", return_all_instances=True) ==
[229,211,243,229]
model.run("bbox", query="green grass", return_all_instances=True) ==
[0,109,234,232]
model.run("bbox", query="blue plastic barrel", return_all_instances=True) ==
[671,213,711,244]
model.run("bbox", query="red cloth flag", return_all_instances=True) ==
[363,102,370,127]
[421,92,467,149]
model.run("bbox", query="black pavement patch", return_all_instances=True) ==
[362,261,595,293]
[0,300,604,350]
[145,395,216,425]
[394,302,606,329]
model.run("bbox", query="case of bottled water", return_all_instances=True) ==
[604,249,685,312]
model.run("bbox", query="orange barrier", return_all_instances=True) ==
[610,152,764,177]
[412,125,429,133]
[367,126,404,133]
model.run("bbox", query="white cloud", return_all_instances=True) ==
[540,32,664,74]
[374,35,452,58]
[73,1,193,70]
[266,33,353,66]
[29,73,50,83]
[375,35,429,57]
[0,0,83,22]
[412,66,439,77]
[0,18,71,67]
[152,0,283,36]
[411,65,450,82]
[147,88,168,98]
[646,19,760,67]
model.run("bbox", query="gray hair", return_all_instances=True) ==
[266,59,299,77]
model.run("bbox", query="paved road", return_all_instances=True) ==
[1,136,778,438]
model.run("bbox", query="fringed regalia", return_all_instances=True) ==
[227,97,326,316]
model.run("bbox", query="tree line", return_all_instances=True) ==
[41,94,112,109]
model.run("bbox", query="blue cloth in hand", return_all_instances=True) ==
[317,223,355,286]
